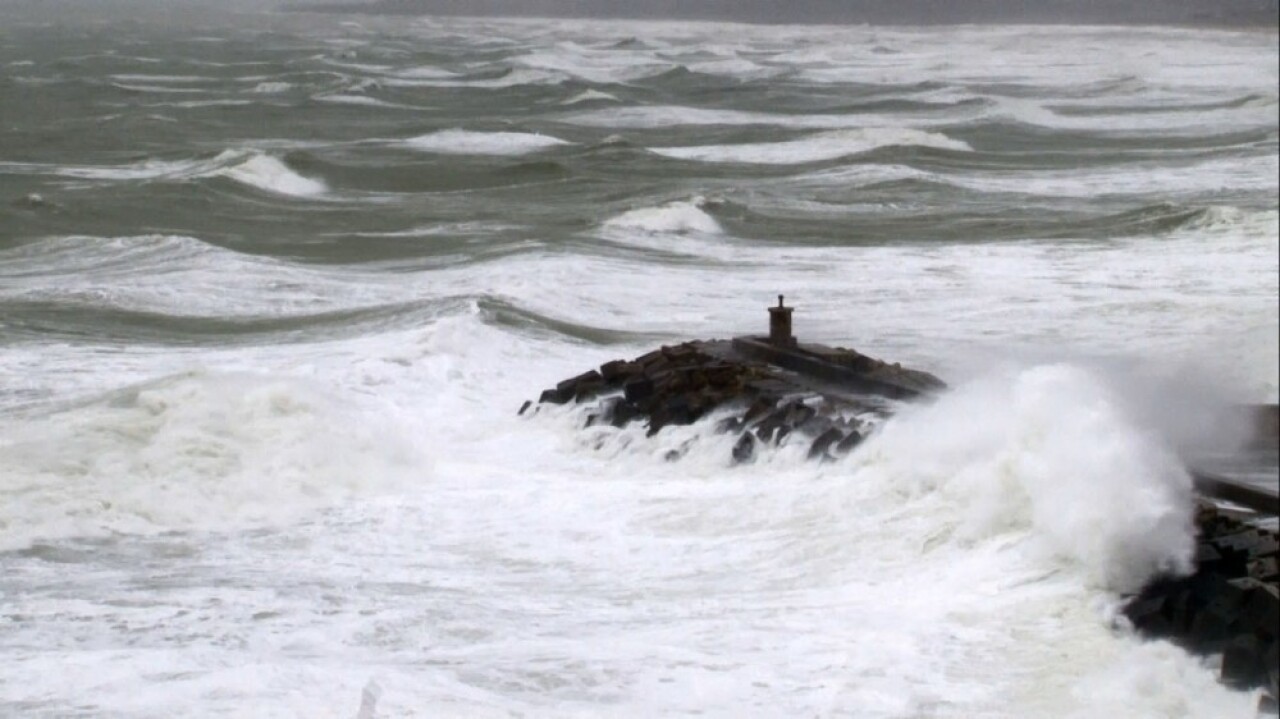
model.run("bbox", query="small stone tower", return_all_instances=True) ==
[768,295,796,347]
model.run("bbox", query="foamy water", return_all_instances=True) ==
[0,9,1276,718]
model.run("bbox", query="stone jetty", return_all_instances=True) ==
[1125,504,1279,712]
[523,297,1279,706]
[521,296,945,463]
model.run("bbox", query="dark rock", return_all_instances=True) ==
[741,397,776,423]
[600,359,639,384]
[1242,582,1279,637]
[638,350,670,373]
[573,378,606,402]
[1267,641,1280,702]
[732,432,755,464]
[635,348,665,366]
[1126,595,1169,634]
[602,397,640,428]
[808,428,844,461]
[1214,530,1278,559]
[755,424,777,444]
[1125,506,1279,699]
[551,370,608,403]
[539,387,573,405]
[716,416,743,434]
[1222,635,1268,689]
[703,363,738,387]
[557,370,601,395]
[663,344,698,365]
[834,430,864,455]
[1251,557,1280,583]
[624,377,655,403]
[797,416,835,441]
[1187,606,1233,653]
[1195,542,1224,572]
[518,400,532,415]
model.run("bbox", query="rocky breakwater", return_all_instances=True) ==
[521,335,945,463]
[1125,504,1280,711]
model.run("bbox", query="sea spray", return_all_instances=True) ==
[850,363,1196,592]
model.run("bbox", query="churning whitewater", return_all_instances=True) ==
[0,8,1277,718]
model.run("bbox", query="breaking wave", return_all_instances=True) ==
[651,128,971,165]
[216,152,327,196]
[603,198,724,235]
[8,149,327,197]
[404,129,571,156]
[850,363,1197,593]
[0,372,425,550]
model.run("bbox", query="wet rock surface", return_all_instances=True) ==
[525,338,944,462]
[1124,504,1280,709]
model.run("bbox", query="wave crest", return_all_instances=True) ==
[405,129,571,156]
[0,372,425,549]
[651,127,971,165]
[603,198,723,235]
[853,363,1196,593]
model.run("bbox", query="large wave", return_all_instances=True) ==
[0,372,426,550]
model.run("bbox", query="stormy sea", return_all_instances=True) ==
[1,6,1277,717]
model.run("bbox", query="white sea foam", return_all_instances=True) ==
[111,73,219,84]
[110,82,205,94]
[0,234,346,319]
[214,152,327,197]
[685,56,785,80]
[381,67,562,89]
[0,372,424,549]
[651,128,971,164]
[988,96,1280,136]
[1,149,324,196]
[404,129,570,156]
[561,89,619,105]
[51,157,219,181]
[249,81,293,93]
[561,103,970,130]
[513,42,674,84]
[313,93,419,109]
[603,198,723,235]
[954,153,1279,198]
[394,65,459,79]
[852,364,1196,592]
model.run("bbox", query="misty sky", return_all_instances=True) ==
[0,0,1276,26]
[296,0,1279,27]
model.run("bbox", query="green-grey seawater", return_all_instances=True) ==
[0,9,1277,717]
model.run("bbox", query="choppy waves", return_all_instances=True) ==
[0,14,1276,718]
